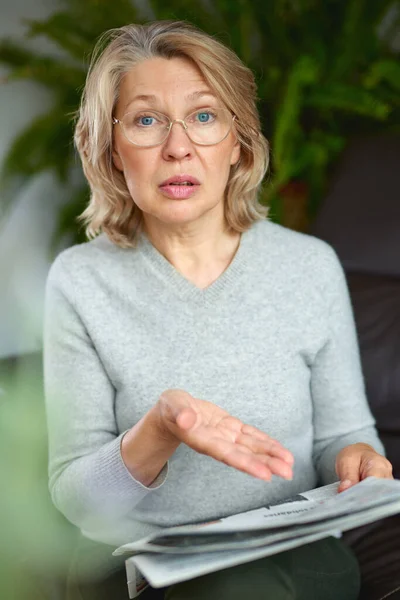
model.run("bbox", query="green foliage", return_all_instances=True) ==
[0,0,399,244]
[0,357,78,599]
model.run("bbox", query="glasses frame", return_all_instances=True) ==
[112,107,236,148]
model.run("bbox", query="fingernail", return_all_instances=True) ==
[340,479,352,489]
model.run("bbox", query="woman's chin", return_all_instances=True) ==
[152,200,220,224]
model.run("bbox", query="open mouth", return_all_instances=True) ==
[169,182,194,186]
[160,175,200,187]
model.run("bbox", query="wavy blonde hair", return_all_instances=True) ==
[75,21,269,247]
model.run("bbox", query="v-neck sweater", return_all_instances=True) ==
[44,218,383,547]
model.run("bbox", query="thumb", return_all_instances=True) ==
[158,388,194,427]
[336,450,361,492]
[176,407,197,431]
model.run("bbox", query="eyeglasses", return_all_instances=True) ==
[112,107,236,148]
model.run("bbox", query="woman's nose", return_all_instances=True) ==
[161,120,194,161]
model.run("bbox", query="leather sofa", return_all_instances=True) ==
[312,133,400,600]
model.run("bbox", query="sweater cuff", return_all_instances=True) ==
[95,433,169,500]
[118,431,169,490]
[53,434,169,524]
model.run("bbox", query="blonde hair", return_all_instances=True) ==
[75,21,269,247]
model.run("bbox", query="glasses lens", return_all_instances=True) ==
[121,110,170,147]
[120,108,233,147]
[185,108,232,145]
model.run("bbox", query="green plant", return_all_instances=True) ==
[0,0,399,246]
[0,355,78,600]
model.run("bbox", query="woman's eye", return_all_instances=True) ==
[196,111,215,123]
[137,116,155,126]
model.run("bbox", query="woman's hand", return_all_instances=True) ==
[336,443,393,492]
[156,389,294,482]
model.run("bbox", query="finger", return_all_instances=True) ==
[241,423,279,442]
[209,439,273,481]
[336,455,362,493]
[227,445,292,480]
[240,426,294,464]
[236,432,294,466]
[254,454,293,480]
[360,456,393,480]
[221,446,273,481]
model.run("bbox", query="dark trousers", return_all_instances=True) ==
[67,535,360,600]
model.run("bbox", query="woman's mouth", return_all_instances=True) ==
[159,175,201,199]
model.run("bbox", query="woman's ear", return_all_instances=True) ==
[112,147,124,172]
[230,140,241,166]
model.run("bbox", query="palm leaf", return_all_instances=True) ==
[0,40,38,68]
[24,14,95,60]
[306,84,391,119]
[272,55,320,171]
[364,59,400,93]
[2,110,73,184]
[6,56,85,90]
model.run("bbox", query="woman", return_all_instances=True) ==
[44,20,393,600]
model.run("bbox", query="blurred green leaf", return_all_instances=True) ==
[0,363,78,597]
[0,39,36,68]
[364,59,400,92]
[24,13,97,59]
[2,110,73,180]
[272,55,320,171]
[306,84,391,119]
[6,57,85,90]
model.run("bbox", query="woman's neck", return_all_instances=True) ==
[143,222,241,289]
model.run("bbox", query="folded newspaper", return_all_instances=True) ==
[114,477,400,595]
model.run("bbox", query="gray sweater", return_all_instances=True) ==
[44,218,384,546]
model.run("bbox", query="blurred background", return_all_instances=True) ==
[0,1,399,599]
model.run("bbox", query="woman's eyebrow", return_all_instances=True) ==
[186,90,216,101]
[124,94,158,111]
[124,90,216,112]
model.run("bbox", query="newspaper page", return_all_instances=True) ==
[117,478,400,593]
[115,477,400,556]
[127,530,338,589]
[125,561,150,598]
[121,499,400,556]
[126,493,400,591]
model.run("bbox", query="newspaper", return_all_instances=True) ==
[131,530,338,590]
[125,561,151,598]
[115,477,400,592]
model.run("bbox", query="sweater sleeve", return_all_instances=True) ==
[311,245,385,485]
[44,254,167,533]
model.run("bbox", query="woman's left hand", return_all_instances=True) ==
[336,443,393,493]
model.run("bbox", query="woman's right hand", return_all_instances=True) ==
[156,389,294,482]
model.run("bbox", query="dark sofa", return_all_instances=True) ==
[312,133,400,600]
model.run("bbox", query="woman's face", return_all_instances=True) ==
[112,56,240,234]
